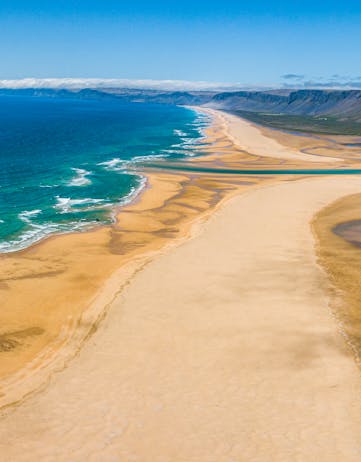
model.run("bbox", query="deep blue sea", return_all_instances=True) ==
[0,96,209,252]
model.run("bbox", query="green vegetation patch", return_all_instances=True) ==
[232,110,361,136]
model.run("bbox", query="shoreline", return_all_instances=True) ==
[198,107,344,163]
[2,104,361,417]
[0,106,207,256]
[0,172,255,411]
[0,106,279,409]
[2,175,361,460]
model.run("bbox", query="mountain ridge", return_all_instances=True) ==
[2,87,361,122]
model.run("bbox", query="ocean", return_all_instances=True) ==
[0,95,209,252]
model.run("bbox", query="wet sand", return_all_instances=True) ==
[2,177,361,461]
[314,191,361,359]
[0,109,285,409]
[0,170,267,409]
[2,107,361,460]
[200,108,343,163]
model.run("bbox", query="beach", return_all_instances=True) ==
[200,108,342,162]
[2,108,361,460]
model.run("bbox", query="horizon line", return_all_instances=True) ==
[0,78,360,92]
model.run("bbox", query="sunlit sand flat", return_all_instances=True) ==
[201,108,343,163]
[3,107,361,461]
[3,2,361,460]
[2,176,361,461]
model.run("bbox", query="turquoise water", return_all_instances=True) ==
[0,96,209,252]
[139,162,361,176]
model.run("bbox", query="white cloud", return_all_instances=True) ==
[0,77,258,91]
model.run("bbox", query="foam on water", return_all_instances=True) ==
[0,220,90,253]
[0,176,148,254]
[54,197,105,214]
[173,129,187,137]
[97,158,127,171]
[98,154,168,172]
[68,168,92,186]
[0,98,208,253]
[18,209,42,223]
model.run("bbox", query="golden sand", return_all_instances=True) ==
[2,176,361,461]
[0,170,269,408]
[2,108,361,460]
[0,108,293,408]
[199,108,342,163]
[313,192,361,358]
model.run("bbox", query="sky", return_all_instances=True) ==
[1,1,361,89]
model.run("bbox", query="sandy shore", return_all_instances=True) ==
[2,107,361,459]
[0,108,283,409]
[200,108,343,163]
[2,176,361,461]
[314,190,361,358]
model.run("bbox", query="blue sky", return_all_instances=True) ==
[1,1,361,87]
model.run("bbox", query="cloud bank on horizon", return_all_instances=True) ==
[1,77,361,91]
[282,74,361,89]
[0,78,252,91]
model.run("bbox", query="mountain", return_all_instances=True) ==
[207,89,361,121]
[2,87,361,123]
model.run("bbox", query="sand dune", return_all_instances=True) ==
[2,176,361,461]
